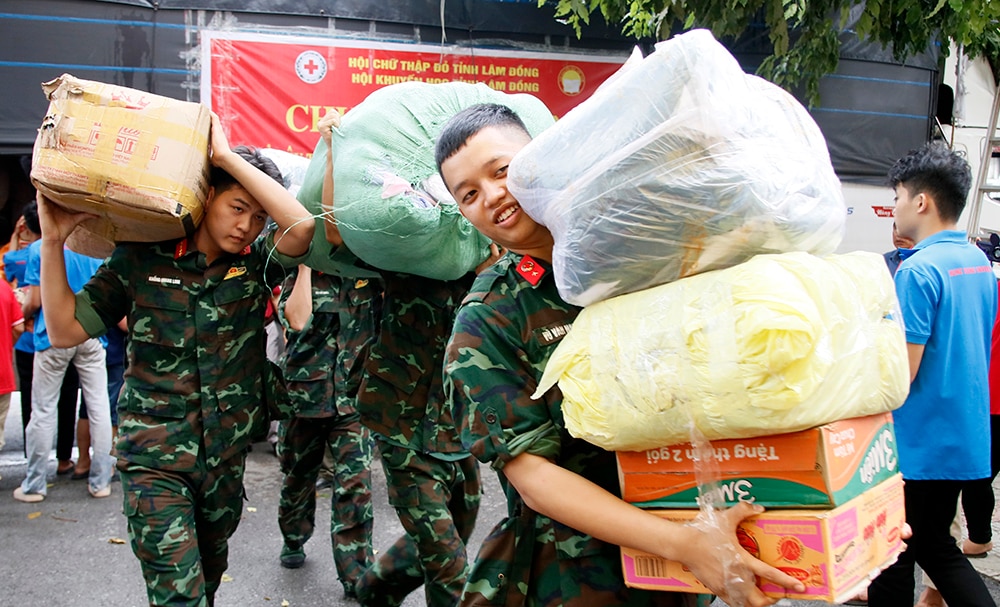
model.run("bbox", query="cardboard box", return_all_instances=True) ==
[617,413,898,508]
[621,474,905,603]
[31,73,210,257]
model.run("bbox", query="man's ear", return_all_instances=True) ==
[204,186,216,209]
[915,191,930,215]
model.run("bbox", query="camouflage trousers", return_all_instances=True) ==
[355,441,481,607]
[277,413,374,591]
[119,453,246,607]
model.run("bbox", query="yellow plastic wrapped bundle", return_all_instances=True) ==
[533,251,909,451]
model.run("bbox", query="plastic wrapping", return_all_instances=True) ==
[296,81,554,281]
[533,251,909,452]
[259,148,310,198]
[508,30,846,307]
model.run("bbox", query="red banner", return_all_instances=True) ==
[203,32,625,155]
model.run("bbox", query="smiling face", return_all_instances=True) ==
[439,125,553,260]
[195,184,268,263]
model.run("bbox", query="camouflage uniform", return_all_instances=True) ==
[444,254,708,607]
[75,236,297,607]
[354,271,482,607]
[276,268,378,595]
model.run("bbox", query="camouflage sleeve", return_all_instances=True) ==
[445,299,561,471]
[76,247,131,338]
[275,268,301,334]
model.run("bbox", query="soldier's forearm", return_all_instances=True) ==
[39,239,89,348]
[283,266,313,331]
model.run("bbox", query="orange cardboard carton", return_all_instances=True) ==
[621,474,905,602]
[31,73,211,257]
[617,413,897,508]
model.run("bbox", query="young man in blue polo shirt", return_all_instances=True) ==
[868,142,998,607]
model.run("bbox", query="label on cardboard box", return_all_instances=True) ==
[621,474,905,602]
[617,413,898,508]
[30,73,210,257]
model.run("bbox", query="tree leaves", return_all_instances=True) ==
[540,0,1000,104]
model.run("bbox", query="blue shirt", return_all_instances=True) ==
[4,247,31,286]
[23,240,105,352]
[883,248,915,278]
[5,247,34,353]
[893,230,997,481]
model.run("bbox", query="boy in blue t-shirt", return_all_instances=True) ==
[16,239,113,501]
[5,202,80,474]
[869,142,998,607]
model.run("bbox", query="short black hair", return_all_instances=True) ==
[21,201,39,235]
[887,142,971,223]
[210,145,284,194]
[434,103,530,172]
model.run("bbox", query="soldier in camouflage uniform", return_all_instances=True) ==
[316,108,482,607]
[35,115,315,607]
[351,271,483,607]
[275,264,379,601]
[436,104,807,607]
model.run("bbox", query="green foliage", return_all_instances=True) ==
[541,0,1000,105]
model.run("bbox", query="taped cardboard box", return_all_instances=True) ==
[30,73,210,258]
[621,474,905,603]
[617,413,897,508]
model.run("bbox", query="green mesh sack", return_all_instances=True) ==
[298,81,554,280]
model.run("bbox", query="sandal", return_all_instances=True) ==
[963,540,992,558]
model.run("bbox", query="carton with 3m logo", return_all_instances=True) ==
[616,413,897,508]
[620,474,905,602]
[31,73,210,257]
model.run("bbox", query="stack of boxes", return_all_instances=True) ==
[490,29,908,603]
[617,412,906,602]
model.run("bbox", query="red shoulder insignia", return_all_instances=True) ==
[516,255,545,286]
[174,239,188,259]
[240,245,251,256]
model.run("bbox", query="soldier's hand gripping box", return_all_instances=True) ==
[621,473,905,603]
[30,73,211,257]
[617,413,897,508]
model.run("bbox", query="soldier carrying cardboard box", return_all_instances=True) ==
[29,112,314,607]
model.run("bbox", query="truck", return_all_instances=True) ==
[1,0,994,253]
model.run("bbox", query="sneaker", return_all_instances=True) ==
[280,544,306,569]
[13,487,44,503]
[89,485,112,498]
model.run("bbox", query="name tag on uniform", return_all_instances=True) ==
[147,275,182,288]
[534,322,572,346]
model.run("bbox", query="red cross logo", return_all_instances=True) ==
[295,51,328,84]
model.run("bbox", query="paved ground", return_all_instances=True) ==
[3,393,1000,606]
[0,394,507,607]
